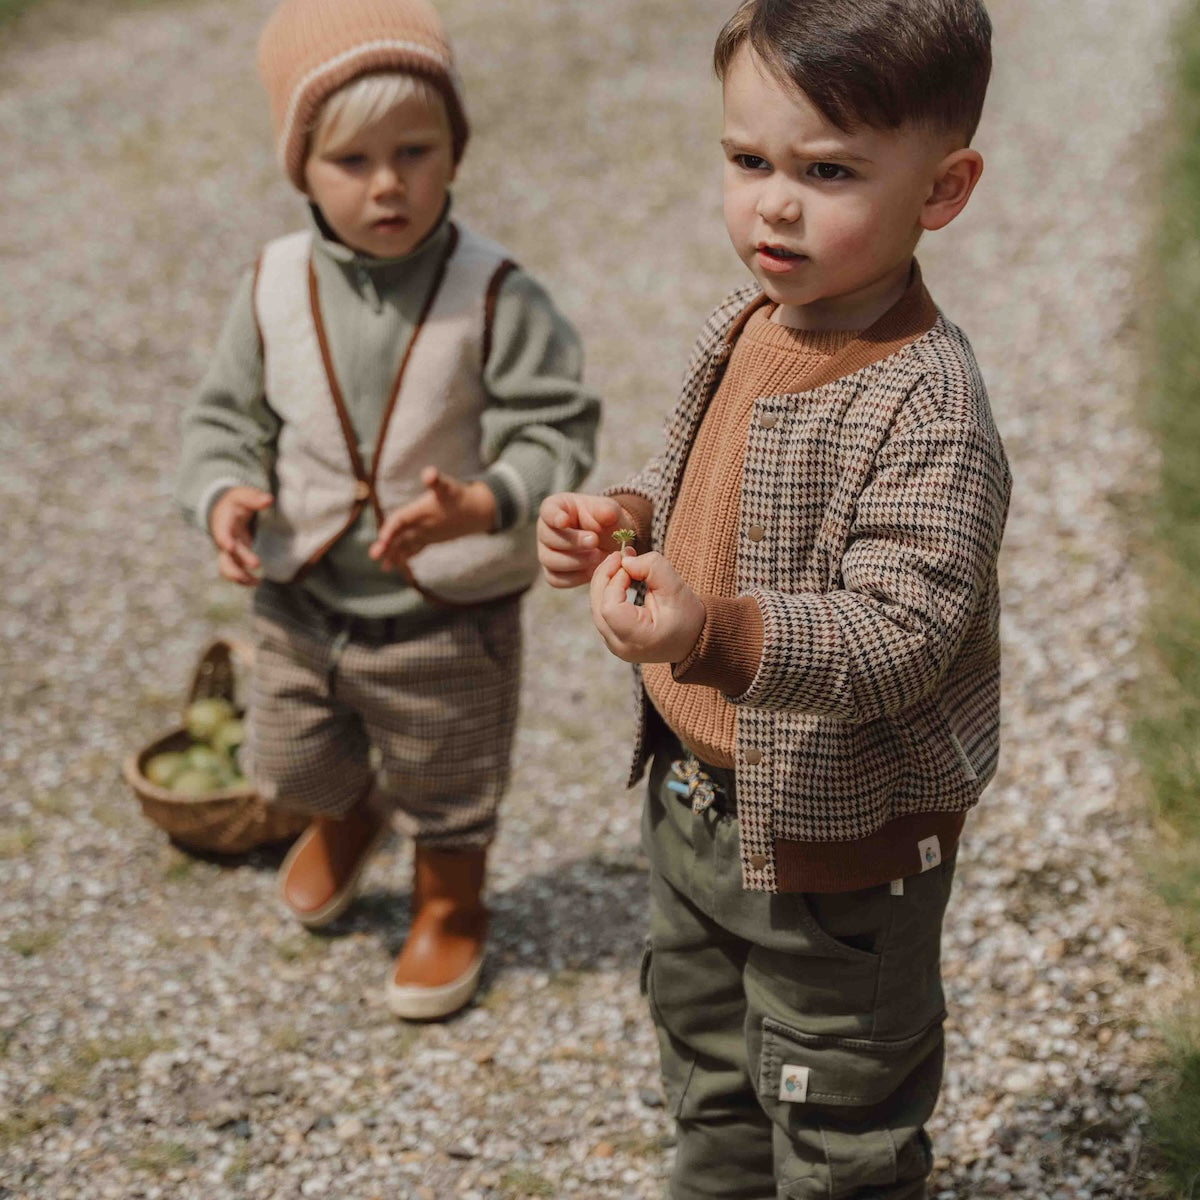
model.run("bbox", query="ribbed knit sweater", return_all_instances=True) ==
[642,308,852,765]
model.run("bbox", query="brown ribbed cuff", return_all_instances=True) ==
[606,492,654,553]
[672,594,763,696]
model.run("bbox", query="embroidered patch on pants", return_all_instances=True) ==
[918,835,942,872]
[778,1064,810,1103]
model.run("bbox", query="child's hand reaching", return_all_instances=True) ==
[209,486,273,586]
[537,492,635,588]
[370,466,496,572]
[589,550,705,664]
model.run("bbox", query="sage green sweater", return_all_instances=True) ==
[176,203,599,622]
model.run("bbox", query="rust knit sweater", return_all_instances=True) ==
[642,308,853,765]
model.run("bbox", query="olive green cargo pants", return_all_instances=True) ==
[640,742,956,1200]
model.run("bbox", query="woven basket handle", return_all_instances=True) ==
[187,637,255,710]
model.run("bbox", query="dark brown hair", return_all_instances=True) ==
[714,0,992,143]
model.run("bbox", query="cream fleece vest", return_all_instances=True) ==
[251,225,540,605]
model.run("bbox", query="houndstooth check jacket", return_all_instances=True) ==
[611,268,1011,893]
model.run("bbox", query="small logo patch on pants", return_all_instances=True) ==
[918,835,942,872]
[778,1064,810,1103]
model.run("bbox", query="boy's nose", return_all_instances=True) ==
[757,183,801,225]
[372,167,404,197]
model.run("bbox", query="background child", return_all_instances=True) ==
[538,0,1008,1194]
[177,0,598,1021]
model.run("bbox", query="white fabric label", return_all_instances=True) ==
[918,835,942,872]
[778,1064,810,1103]
[890,879,905,896]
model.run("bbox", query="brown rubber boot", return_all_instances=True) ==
[277,796,387,928]
[386,844,488,1020]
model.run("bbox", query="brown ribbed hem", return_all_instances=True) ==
[773,810,966,894]
[672,594,763,696]
[606,491,654,553]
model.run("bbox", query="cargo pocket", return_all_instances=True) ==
[750,1014,942,1198]
[639,938,697,1119]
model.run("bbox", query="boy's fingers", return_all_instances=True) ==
[616,550,661,582]
[230,541,261,571]
[217,550,256,586]
[537,544,596,573]
[537,519,598,553]
[544,568,591,589]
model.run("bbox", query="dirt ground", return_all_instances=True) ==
[0,0,1194,1196]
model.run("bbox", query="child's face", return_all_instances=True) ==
[721,46,954,330]
[304,92,456,260]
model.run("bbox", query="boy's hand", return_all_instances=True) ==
[589,550,705,664]
[209,486,273,586]
[370,466,496,571]
[538,493,633,588]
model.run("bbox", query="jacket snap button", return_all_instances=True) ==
[749,853,768,870]
[354,480,371,501]
[758,413,778,429]
[747,524,765,543]
[745,747,763,765]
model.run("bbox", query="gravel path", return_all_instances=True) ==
[1,0,1194,1196]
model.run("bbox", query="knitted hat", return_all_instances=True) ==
[257,0,469,191]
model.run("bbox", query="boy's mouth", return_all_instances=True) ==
[756,243,806,273]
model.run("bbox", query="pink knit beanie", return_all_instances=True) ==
[257,0,469,191]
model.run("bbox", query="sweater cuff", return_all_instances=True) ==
[480,463,526,531]
[605,491,654,552]
[672,594,763,696]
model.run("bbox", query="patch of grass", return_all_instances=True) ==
[0,826,36,859]
[163,850,196,882]
[272,1026,307,1054]
[30,789,73,818]
[0,1110,48,1147]
[223,1141,253,1184]
[0,0,39,23]
[273,933,331,964]
[78,1032,175,1070]
[1135,0,1200,1189]
[1146,1021,1200,1197]
[127,1139,197,1175]
[5,928,60,958]
[497,1167,555,1198]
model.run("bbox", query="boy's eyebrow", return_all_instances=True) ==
[719,136,872,164]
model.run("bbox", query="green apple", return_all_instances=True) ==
[212,718,245,754]
[185,698,235,743]
[144,752,187,788]
[170,768,222,795]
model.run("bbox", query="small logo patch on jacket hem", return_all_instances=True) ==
[918,835,942,871]
[778,1064,810,1103]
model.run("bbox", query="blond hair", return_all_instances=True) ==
[310,71,448,154]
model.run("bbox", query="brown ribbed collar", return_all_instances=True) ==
[720,260,939,396]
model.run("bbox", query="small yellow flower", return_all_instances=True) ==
[612,529,636,554]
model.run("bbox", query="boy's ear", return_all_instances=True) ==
[920,148,984,232]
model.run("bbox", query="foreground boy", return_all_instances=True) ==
[538,0,1008,1194]
[177,0,597,1020]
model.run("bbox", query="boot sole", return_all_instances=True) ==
[386,955,483,1020]
[278,822,389,930]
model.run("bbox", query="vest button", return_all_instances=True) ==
[745,747,763,765]
[354,480,371,501]
[749,853,768,871]
[758,413,778,429]
[747,524,765,543]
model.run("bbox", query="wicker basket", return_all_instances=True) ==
[123,638,308,854]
